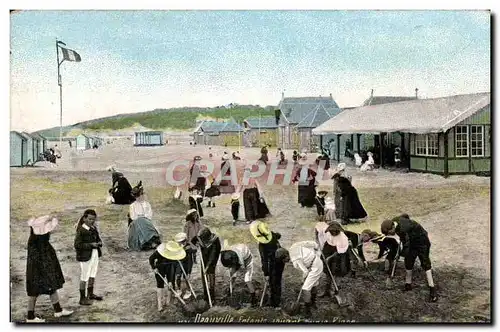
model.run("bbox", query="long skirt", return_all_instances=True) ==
[243,188,270,221]
[26,232,65,297]
[205,186,221,198]
[128,217,162,251]
[219,179,236,194]
[298,184,317,207]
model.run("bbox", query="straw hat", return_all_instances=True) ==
[336,163,346,172]
[250,221,273,244]
[231,193,240,200]
[222,154,230,161]
[174,232,187,243]
[106,165,116,172]
[186,209,197,218]
[28,215,59,235]
[157,241,186,260]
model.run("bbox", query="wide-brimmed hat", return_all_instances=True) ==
[336,163,346,172]
[174,232,187,243]
[106,165,116,172]
[250,221,273,244]
[222,154,230,160]
[186,209,198,219]
[231,193,240,200]
[317,191,328,197]
[28,215,58,235]
[157,241,186,260]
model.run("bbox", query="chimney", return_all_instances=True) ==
[415,88,419,99]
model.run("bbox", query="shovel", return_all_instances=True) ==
[198,249,213,308]
[283,278,307,316]
[228,272,242,309]
[385,246,401,289]
[350,248,376,281]
[259,279,268,307]
[322,253,349,308]
[154,271,196,316]
[178,261,209,313]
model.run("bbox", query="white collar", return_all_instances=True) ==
[82,224,90,231]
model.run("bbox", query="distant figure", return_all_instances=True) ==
[354,153,363,167]
[68,141,72,148]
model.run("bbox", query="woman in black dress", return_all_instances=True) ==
[25,216,73,322]
[109,169,135,205]
[292,154,317,208]
[334,174,367,225]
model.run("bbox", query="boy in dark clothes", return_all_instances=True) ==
[174,232,195,300]
[188,188,204,218]
[149,241,186,311]
[192,227,222,304]
[74,209,104,306]
[381,214,438,302]
[250,221,283,308]
[315,191,328,218]
[230,193,241,226]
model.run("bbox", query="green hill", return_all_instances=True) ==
[35,105,276,138]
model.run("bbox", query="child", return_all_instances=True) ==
[231,193,240,226]
[381,214,438,302]
[275,241,322,317]
[315,191,328,218]
[26,215,73,322]
[74,209,104,306]
[250,221,283,309]
[192,227,222,304]
[220,243,257,307]
[174,232,195,300]
[184,209,202,264]
[205,175,220,208]
[188,188,204,218]
[149,241,186,311]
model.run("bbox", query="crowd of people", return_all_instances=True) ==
[22,146,438,323]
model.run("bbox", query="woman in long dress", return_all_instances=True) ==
[292,154,317,208]
[241,166,270,224]
[218,154,235,194]
[25,216,73,322]
[189,156,207,194]
[331,163,352,220]
[109,168,135,205]
[127,187,162,250]
[333,174,367,225]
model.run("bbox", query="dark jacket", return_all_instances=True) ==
[258,232,281,276]
[395,217,430,249]
[338,177,367,220]
[74,224,102,262]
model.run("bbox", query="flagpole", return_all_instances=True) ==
[56,39,63,148]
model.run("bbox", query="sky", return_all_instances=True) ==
[10,10,491,132]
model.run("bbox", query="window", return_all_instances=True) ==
[455,126,468,157]
[471,125,484,157]
[414,134,438,156]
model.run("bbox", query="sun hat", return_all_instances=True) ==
[222,154,229,161]
[157,241,186,260]
[106,165,116,172]
[28,215,58,235]
[250,221,273,244]
[336,163,346,172]
[220,250,239,267]
[186,209,198,220]
[174,232,187,243]
[317,191,328,197]
[231,193,240,200]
